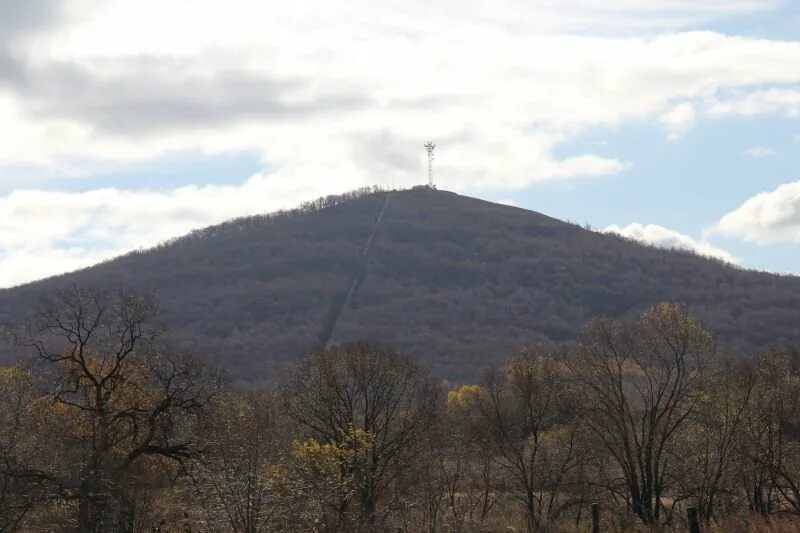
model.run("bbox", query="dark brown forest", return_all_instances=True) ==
[0,288,798,531]
[0,188,799,388]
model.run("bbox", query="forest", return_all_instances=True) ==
[3,187,800,388]
[0,287,798,532]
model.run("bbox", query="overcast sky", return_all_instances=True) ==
[1,0,799,287]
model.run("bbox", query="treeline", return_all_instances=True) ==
[32,186,390,285]
[0,288,799,532]
[141,186,387,251]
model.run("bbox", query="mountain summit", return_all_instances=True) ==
[2,188,799,386]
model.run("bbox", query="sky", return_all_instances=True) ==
[1,0,799,287]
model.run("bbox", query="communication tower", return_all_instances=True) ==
[424,141,436,188]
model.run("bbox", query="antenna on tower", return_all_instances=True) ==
[424,141,436,189]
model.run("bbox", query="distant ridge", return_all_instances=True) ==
[2,187,799,387]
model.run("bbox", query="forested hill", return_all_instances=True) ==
[1,187,799,387]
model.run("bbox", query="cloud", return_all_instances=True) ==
[0,0,65,85]
[711,181,800,244]
[0,0,64,42]
[709,88,800,118]
[0,246,116,291]
[0,4,798,188]
[604,223,739,263]
[496,199,518,206]
[10,57,368,136]
[0,0,796,285]
[0,171,361,287]
[744,146,777,158]
[659,102,696,139]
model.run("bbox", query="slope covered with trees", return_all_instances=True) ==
[1,289,798,531]
[1,187,799,385]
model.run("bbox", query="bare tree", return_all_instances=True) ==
[737,349,800,516]
[0,366,61,531]
[673,359,754,522]
[189,393,286,533]
[572,303,716,525]
[431,388,500,532]
[16,286,218,532]
[468,349,586,532]
[281,342,441,530]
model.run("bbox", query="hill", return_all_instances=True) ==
[1,187,799,386]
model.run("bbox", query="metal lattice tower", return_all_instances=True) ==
[424,141,436,188]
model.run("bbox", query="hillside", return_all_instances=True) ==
[1,187,799,386]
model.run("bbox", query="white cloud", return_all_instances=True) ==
[604,223,739,263]
[0,172,354,287]
[659,102,696,139]
[0,0,797,285]
[744,146,777,158]
[0,247,116,290]
[1,4,799,188]
[709,88,800,118]
[48,0,780,59]
[711,181,800,244]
